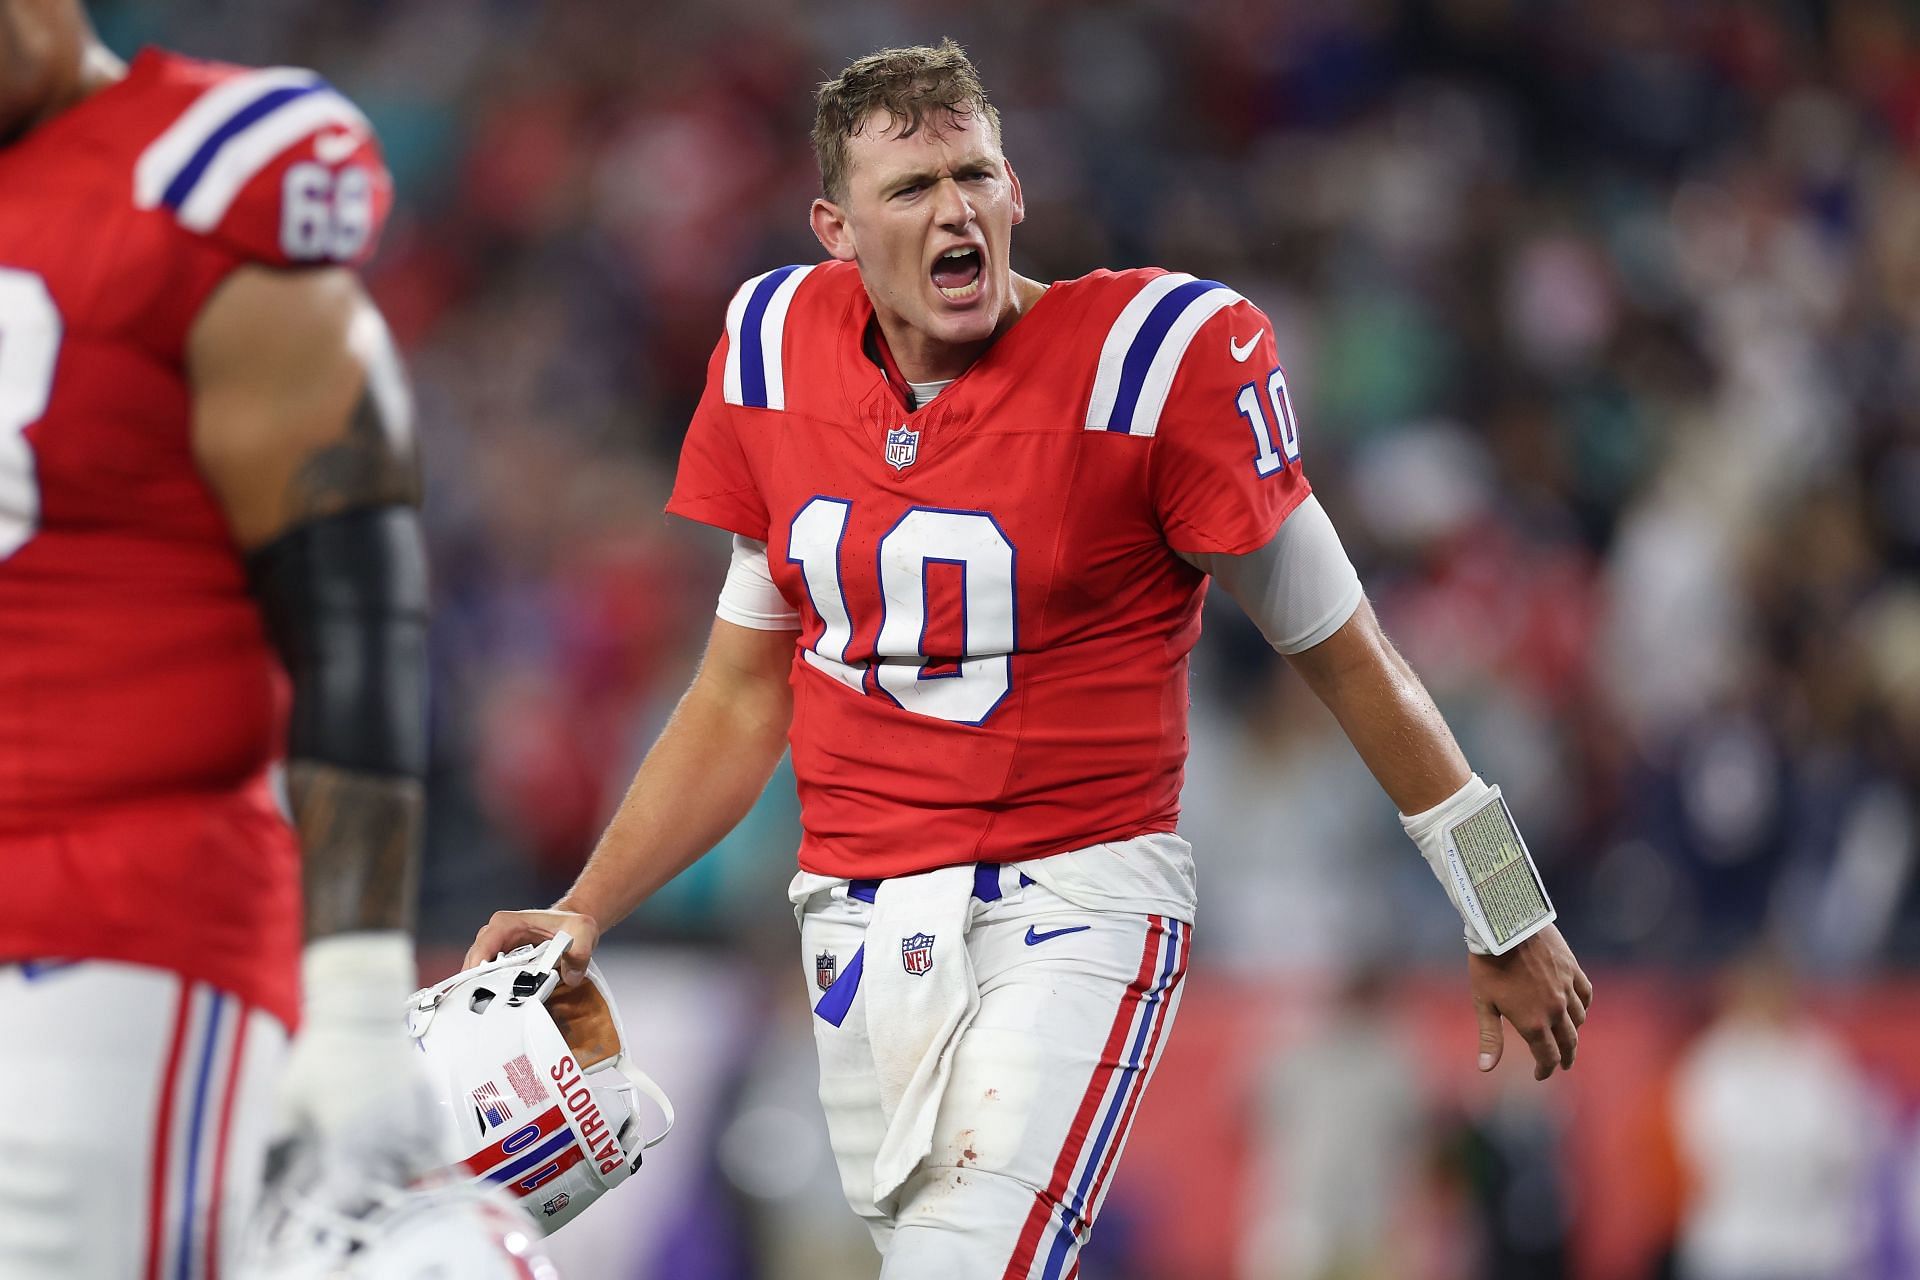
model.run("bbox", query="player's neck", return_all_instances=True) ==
[877,274,1048,384]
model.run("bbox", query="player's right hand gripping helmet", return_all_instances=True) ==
[406,934,674,1232]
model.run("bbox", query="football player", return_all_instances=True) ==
[470,40,1593,1278]
[0,3,434,1276]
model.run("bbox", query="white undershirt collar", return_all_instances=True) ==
[906,377,954,409]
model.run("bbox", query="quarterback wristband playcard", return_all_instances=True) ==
[1439,789,1555,955]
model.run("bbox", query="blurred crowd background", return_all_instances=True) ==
[99,1,1920,1277]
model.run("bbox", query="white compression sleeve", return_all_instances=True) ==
[1178,494,1364,654]
[716,536,801,631]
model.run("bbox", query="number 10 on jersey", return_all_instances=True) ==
[787,499,1016,726]
[1237,366,1301,478]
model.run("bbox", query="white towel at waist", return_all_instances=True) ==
[862,862,979,1203]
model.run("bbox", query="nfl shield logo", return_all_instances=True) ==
[886,424,919,471]
[815,950,838,991]
[901,932,935,976]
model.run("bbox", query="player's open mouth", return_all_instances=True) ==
[931,247,983,301]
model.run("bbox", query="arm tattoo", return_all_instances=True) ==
[289,760,423,938]
[283,383,422,526]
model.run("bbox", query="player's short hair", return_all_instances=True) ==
[812,39,1002,202]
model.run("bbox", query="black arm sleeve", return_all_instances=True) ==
[246,505,430,778]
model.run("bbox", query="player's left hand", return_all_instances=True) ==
[268,933,442,1191]
[1466,924,1592,1081]
[272,1004,440,1185]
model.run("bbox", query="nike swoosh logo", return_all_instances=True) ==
[1024,924,1092,946]
[312,128,362,165]
[1229,332,1261,362]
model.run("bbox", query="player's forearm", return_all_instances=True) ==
[557,645,794,929]
[290,762,422,936]
[1283,600,1470,814]
[247,504,430,942]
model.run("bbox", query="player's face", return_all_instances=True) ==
[813,107,1026,381]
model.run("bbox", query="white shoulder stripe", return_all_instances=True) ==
[1125,288,1241,438]
[173,91,368,232]
[1085,273,1243,438]
[1085,273,1196,433]
[721,274,758,407]
[755,266,812,411]
[722,265,815,410]
[134,66,322,208]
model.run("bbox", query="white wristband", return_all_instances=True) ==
[301,931,416,1028]
[1400,776,1555,956]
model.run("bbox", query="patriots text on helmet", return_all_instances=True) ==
[548,1054,624,1174]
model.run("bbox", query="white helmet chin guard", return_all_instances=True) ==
[406,934,674,1232]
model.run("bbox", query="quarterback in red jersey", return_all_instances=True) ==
[0,3,434,1276]
[473,40,1594,1277]
[671,256,1313,876]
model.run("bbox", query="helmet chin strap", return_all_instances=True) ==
[622,1068,676,1160]
[507,932,573,1005]
[531,931,573,975]
[408,932,576,1042]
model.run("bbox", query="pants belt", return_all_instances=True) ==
[847,862,1035,905]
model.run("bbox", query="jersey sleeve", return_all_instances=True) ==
[665,334,771,540]
[1149,298,1313,556]
[134,68,393,269]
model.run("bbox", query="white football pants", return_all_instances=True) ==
[799,870,1191,1280]
[0,961,287,1280]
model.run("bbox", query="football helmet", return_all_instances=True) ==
[405,934,674,1232]
[245,1172,561,1279]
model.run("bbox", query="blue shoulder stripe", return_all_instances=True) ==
[135,66,372,234]
[159,81,326,211]
[1085,273,1244,438]
[723,264,816,410]
[1104,278,1224,434]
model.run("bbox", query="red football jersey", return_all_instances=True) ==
[0,49,393,1025]
[668,261,1312,879]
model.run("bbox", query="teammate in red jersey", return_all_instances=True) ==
[0,4,434,1276]
[472,40,1593,1276]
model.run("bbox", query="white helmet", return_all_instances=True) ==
[405,934,674,1232]
[245,1173,562,1279]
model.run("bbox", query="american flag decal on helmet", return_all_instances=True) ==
[471,1081,514,1130]
[503,1052,547,1107]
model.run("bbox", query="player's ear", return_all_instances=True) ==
[810,198,858,262]
[1005,159,1025,227]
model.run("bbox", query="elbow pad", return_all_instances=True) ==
[246,505,430,778]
